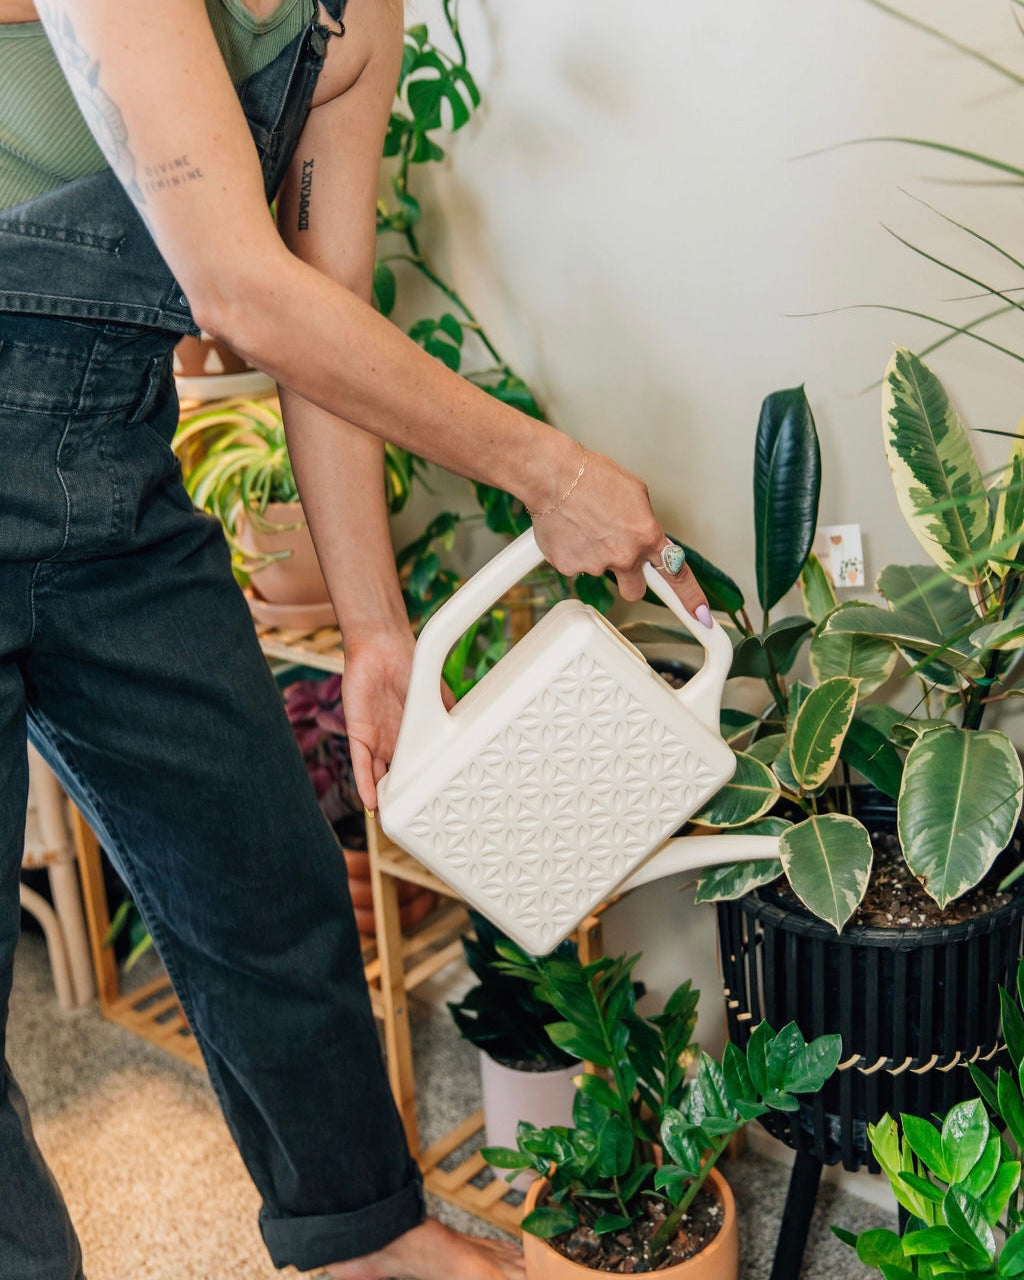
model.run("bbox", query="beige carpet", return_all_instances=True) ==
[8,931,888,1279]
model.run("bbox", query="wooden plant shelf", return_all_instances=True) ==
[420,1110,524,1236]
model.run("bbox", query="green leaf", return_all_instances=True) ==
[997,1068,1024,1151]
[782,1033,843,1094]
[941,1099,990,1184]
[789,676,859,790]
[691,751,780,828]
[730,616,814,680]
[983,1161,1020,1227]
[780,814,873,932]
[480,1145,534,1170]
[898,726,1023,907]
[992,426,1024,579]
[693,857,784,903]
[902,1114,948,1182]
[373,261,396,316]
[671,542,746,614]
[999,1227,1024,1275]
[800,551,838,625]
[942,1186,996,1262]
[521,1205,579,1239]
[855,1228,906,1266]
[840,715,905,800]
[1002,986,1024,1075]
[882,348,992,584]
[900,1225,960,1256]
[598,1116,633,1178]
[593,1214,633,1235]
[574,572,615,612]
[754,386,821,613]
[746,1020,773,1097]
[961,1135,1001,1202]
[810,604,899,695]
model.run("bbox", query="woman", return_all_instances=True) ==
[0,3,711,1278]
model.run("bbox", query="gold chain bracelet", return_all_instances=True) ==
[528,440,587,519]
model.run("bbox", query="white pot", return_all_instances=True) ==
[480,1050,579,1192]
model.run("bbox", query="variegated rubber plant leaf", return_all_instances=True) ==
[882,348,992,588]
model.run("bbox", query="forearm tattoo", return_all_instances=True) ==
[297,157,315,231]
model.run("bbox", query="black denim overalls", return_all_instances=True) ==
[0,7,424,1276]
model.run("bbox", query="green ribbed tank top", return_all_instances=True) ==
[0,0,309,211]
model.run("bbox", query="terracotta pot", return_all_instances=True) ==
[480,1051,579,1192]
[520,1168,738,1280]
[236,502,332,608]
[350,886,439,939]
[173,333,274,401]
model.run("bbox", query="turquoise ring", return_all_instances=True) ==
[660,542,686,576]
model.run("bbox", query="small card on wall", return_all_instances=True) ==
[812,524,865,588]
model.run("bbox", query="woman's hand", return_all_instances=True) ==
[340,633,417,814]
[527,441,712,623]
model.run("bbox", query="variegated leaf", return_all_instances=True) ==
[799,552,837,626]
[780,814,873,932]
[810,605,897,696]
[789,676,858,791]
[899,726,1024,908]
[690,751,780,828]
[992,419,1024,579]
[882,348,991,584]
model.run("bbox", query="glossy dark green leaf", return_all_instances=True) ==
[1002,987,1024,1075]
[593,1213,633,1235]
[372,261,396,316]
[997,1068,1024,1150]
[942,1186,996,1261]
[730,616,815,680]
[941,1099,990,1184]
[672,542,745,614]
[753,386,821,613]
[902,1114,947,1181]
[854,1228,905,1266]
[521,1205,579,1238]
[840,716,904,799]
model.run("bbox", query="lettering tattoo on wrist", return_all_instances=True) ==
[297,158,315,231]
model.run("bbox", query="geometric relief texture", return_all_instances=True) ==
[407,650,722,950]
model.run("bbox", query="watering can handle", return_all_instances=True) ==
[398,527,734,750]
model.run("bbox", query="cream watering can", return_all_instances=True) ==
[377,529,778,955]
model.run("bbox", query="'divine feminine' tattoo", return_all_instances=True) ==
[297,158,315,231]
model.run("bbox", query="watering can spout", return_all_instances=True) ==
[616,833,782,896]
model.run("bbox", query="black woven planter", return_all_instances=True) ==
[716,796,1024,1173]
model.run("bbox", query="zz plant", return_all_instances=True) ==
[482,945,841,1271]
[834,958,1024,1277]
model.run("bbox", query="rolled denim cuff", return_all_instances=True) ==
[259,1172,425,1271]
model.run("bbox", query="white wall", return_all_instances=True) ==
[392,0,1022,1046]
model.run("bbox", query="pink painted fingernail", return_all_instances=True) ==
[695,605,713,629]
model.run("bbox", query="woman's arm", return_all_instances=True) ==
[33,0,705,610]
[274,1,414,806]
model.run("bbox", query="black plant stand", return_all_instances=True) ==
[717,852,1024,1277]
[768,1150,823,1280]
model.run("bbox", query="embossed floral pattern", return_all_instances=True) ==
[405,653,722,950]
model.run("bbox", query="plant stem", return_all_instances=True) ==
[647,1134,731,1263]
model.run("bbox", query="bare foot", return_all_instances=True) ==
[324,1216,525,1280]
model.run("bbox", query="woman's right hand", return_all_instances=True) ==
[527,439,712,623]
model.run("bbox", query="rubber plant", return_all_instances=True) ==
[482,944,841,1271]
[833,957,1024,1277]
[623,367,1024,933]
